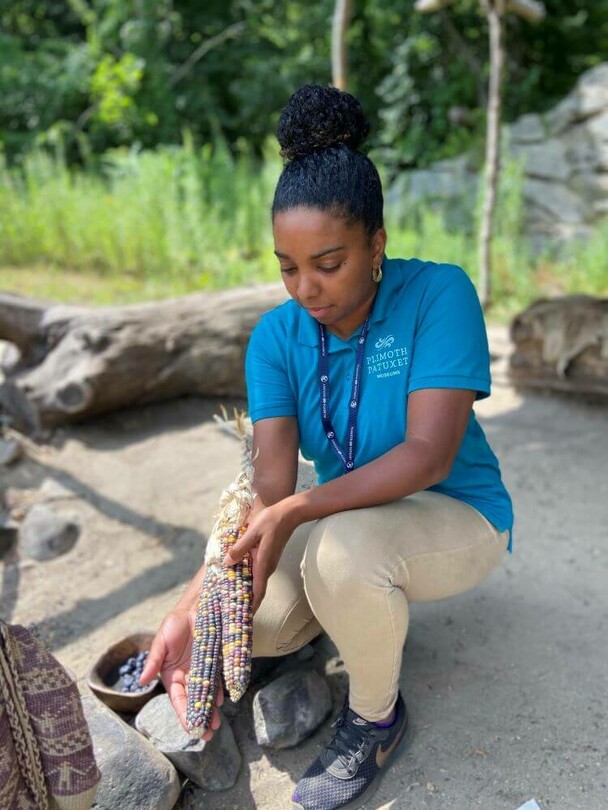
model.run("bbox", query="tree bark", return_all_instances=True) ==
[332,0,353,91]
[0,285,287,432]
[478,0,505,310]
[509,295,608,399]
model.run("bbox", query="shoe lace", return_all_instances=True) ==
[326,710,376,772]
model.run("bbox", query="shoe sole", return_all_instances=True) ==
[291,713,413,810]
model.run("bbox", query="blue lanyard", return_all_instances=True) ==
[318,312,373,474]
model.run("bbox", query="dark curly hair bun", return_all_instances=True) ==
[277,85,370,160]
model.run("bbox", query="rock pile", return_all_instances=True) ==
[82,651,334,809]
[388,62,608,250]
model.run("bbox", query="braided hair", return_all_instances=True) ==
[272,85,384,239]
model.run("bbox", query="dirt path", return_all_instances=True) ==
[2,326,607,809]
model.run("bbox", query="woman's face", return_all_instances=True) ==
[273,207,387,339]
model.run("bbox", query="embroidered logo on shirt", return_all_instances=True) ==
[366,344,409,379]
[374,334,395,350]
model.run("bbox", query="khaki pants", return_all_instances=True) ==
[252,491,509,722]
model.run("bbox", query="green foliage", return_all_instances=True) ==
[90,53,145,129]
[1,2,607,317]
[373,0,608,168]
[0,0,336,162]
[2,1,607,167]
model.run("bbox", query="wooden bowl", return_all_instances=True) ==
[86,632,163,713]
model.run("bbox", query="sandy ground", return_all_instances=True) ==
[1,325,607,810]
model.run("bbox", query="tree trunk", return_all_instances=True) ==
[509,295,608,399]
[0,285,287,432]
[478,0,505,310]
[332,0,353,91]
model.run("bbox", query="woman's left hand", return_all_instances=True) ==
[223,502,296,613]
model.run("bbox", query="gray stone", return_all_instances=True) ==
[591,198,608,217]
[523,179,587,224]
[0,438,22,466]
[597,141,608,172]
[548,64,608,135]
[408,166,473,201]
[384,173,411,211]
[40,477,77,500]
[382,62,608,251]
[0,341,21,376]
[135,694,241,791]
[82,693,181,810]
[576,64,608,120]
[386,155,477,235]
[19,503,80,561]
[295,644,315,662]
[0,512,18,559]
[433,154,472,174]
[571,171,608,203]
[220,697,239,719]
[563,129,600,174]
[253,669,332,749]
[547,95,580,137]
[586,109,608,143]
[509,113,546,144]
[511,139,570,182]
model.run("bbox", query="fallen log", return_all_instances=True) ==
[509,294,608,399]
[0,285,287,431]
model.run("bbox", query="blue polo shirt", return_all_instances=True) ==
[245,257,513,550]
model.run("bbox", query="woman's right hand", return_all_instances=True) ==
[139,607,223,742]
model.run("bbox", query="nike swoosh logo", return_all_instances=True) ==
[375,721,407,768]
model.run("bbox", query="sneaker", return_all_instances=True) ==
[291,692,409,810]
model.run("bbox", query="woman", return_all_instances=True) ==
[141,85,513,810]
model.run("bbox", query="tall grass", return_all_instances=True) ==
[0,141,606,316]
[0,138,280,290]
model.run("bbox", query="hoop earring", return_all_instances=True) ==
[372,265,383,283]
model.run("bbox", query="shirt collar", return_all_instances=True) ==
[297,256,403,347]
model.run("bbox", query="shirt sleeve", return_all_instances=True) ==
[245,315,298,422]
[407,264,491,400]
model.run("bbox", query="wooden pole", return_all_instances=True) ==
[415,0,544,310]
[332,0,353,91]
[478,0,505,310]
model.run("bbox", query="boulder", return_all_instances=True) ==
[523,179,587,225]
[135,694,241,791]
[509,113,545,144]
[19,503,80,561]
[548,64,608,136]
[512,139,570,182]
[0,512,18,559]
[0,438,22,466]
[253,669,332,749]
[82,693,181,810]
[385,62,608,252]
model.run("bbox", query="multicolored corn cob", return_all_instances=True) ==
[220,527,253,701]
[186,410,255,737]
[186,571,223,732]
